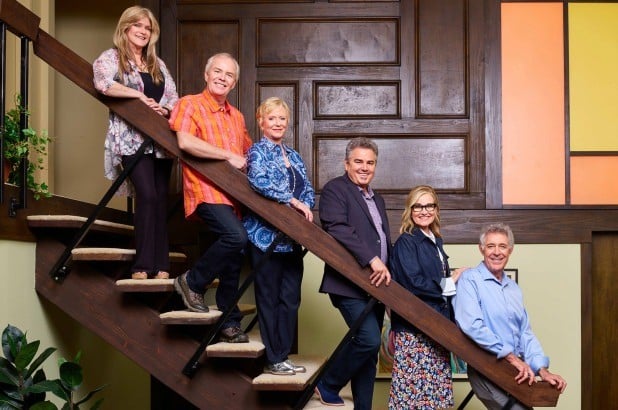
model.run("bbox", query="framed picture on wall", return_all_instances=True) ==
[377,311,394,379]
[451,268,519,381]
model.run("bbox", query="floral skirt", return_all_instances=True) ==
[388,330,453,409]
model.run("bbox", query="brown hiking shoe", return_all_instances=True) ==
[219,326,249,343]
[174,271,209,313]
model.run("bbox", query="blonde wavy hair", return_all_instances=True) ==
[113,6,163,84]
[399,185,441,236]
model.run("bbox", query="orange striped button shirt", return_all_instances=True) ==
[169,89,252,219]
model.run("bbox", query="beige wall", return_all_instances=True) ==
[299,242,581,410]
[0,240,150,409]
[53,0,131,209]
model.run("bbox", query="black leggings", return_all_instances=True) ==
[122,153,173,274]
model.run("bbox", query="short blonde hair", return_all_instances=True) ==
[399,185,441,236]
[256,97,290,123]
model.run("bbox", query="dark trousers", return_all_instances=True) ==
[187,203,247,327]
[122,154,173,274]
[467,367,532,410]
[321,294,384,410]
[249,243,303,365]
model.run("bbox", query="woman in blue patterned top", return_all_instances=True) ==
[244,97,315,376]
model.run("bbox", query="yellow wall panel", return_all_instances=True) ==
[502,3,565,205]
[571,157,618,204]
[569,4,618,151]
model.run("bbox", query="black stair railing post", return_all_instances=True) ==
[48,138,152,282]
[1,22,6,204]
[8,34,29,217]
[293,297,379,410]
[182,232,288,378]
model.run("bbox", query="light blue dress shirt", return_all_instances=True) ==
[453,262,550,374]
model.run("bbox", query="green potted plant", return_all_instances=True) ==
[2,95,52,199]
[0,324,105,410]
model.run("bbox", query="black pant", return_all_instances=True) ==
[250,243,303,364]
[187,203,248,328]
[122,153,173,274]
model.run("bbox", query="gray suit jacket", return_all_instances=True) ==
[318,173,391,299]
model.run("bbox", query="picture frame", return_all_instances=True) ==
[377,312,394,379]
[451,268,519,381]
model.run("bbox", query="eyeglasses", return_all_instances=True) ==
[411,203,437,212]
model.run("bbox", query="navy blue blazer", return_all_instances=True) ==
[389,227,453,333]
[318,173,391,299]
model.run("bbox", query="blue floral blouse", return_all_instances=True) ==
[243,137,315,252]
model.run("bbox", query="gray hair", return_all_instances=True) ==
[204,52,240,81]
[479,223,515,248]
[345,137,378,161]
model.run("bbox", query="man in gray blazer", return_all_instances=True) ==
[314,137,391,409]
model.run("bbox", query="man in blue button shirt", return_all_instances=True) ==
[453,223,567,410]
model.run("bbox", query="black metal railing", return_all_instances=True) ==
[1,24,29,214]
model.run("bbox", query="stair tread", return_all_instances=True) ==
[206,330,264,358]
[27,214,133,233]
[252,355,327,391]
[115,278,219,293]
[159,304,256,325]
[72,247,186,262]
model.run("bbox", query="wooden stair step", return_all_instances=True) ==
[252,355,326,391]
[159,304,256,325]
[72,247,186,262]
[206,330,264,358]
[115,278,219,293]
[27,214,133,235]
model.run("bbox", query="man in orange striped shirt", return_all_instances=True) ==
[169,52,253,343]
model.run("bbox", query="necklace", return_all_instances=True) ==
[290,166,296,193]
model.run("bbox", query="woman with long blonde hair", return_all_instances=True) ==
[93,6,178,280]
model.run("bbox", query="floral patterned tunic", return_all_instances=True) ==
[93,48,178,187]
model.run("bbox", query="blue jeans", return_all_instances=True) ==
[321,295,384,410]
[187,203,247,327]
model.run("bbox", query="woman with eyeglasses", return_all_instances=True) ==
[388,185,465,409]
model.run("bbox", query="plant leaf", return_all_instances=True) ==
[59,361,82,390]
[0,357,19,386]
[30,401,58,410]
[74,384,107,406]
[24,347,56,380]
[13,340,40,371]
[29,380,69,402]
[0,391,21,409]
[1,326,25,362]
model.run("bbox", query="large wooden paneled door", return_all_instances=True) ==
[158,0,497,214]
[590,233,618,409]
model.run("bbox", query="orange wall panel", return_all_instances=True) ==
[571,157,618,204]
[502,3,565,205]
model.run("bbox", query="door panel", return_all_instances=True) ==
[591,233,618,409]
[162,0,487,210]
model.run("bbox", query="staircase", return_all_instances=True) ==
[29,213,329,409]
[0,0,561,408]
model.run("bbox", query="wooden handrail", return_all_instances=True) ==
[0,0,560,406]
